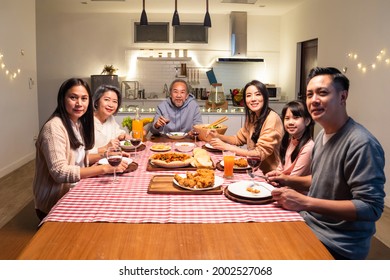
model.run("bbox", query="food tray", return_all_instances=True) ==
[147,175,222,195]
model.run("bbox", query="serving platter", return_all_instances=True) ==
[173,174,224,191]
[147,175,222,195]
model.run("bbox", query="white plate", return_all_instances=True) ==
[173,174,224,191]
[98,157,133,165]
[166,132,187,140]
[227,180,275,199]
[205,143,216,149]
[220,159,250,170]
[120,140,142,150]
[150,144,171,152]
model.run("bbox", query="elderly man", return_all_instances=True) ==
[149,79,203,135]
[269,67,386,259]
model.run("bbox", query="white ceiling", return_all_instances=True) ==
[41,0,307,16]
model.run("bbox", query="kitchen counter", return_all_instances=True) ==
[119,98,286,115]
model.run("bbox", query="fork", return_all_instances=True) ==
[247,170,268,180]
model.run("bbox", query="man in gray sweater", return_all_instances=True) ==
[150,79,202,135]
[269,67,385,259]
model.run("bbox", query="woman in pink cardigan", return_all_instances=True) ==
[208,80,284,173]
[33,78,129,220]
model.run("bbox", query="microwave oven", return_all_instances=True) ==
[266,86,281,101]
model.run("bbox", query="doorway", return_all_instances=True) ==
[297,38,318,100]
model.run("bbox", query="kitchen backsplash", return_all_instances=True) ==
[123,49,272,99]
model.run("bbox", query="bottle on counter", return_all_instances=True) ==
[132,107,144,139]
[207,83,227,110]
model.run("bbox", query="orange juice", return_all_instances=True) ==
[223,151,235,178]
[132,119,143,137]
[132,107,144,140]
[132,129,142,139]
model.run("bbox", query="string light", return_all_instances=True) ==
[0,50,22,80]
[347,49,389,73]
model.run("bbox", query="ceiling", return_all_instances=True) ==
[41,0,307,16]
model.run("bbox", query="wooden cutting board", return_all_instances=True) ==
[147,175,222,195]
[146,159,216,171]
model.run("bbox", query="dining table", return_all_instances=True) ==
[17,135,333,260]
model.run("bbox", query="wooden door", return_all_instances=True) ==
[298,39,318,100]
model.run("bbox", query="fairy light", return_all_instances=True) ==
[348,48,390,73]
[0,50,22,80]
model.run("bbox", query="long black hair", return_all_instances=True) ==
[279,100,314,165]
[47,78,95,150]
[242,80,272,143]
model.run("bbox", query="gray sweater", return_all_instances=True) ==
[301,118,386,259]
[149,95,203,135]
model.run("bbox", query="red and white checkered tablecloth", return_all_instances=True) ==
[44,141,303,224]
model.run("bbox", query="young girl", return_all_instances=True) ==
[208,80,284,173]
[33,78,129,220]
[268,100,314,177]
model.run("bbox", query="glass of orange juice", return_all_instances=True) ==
[223,150,235,179]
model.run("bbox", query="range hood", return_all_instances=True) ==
[217,11,264,62]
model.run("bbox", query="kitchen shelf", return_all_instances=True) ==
[137,57,192,61]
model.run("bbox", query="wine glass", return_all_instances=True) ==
[246,156,261,186]
[162,116,170,135]
[192,128,200,146]
[106,147,123,184]
[131,130,142,159]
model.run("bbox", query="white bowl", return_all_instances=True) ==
[166,132,187,140]
[174,142,195,152]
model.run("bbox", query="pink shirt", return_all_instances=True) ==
[277,138,314,176]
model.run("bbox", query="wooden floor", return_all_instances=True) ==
[1,160,389,260]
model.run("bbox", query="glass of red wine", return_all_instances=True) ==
[192,128,200,146]
[131,131,142,159]
[106,147,123,184]
[246,156,261,186]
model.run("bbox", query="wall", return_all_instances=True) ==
[35,8,281,128]
[0,0,38,178]
[280,0,390,206]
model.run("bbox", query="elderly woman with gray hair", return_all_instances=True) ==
[89,85,130,162]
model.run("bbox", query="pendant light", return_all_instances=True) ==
[140,0,148,25]
[172,0,180,26]
[204,0,211,27]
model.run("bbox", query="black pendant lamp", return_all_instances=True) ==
[172,0,180,26]
[140,0,148,25]
[204,0,211,27]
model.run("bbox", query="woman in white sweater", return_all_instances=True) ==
[89,85,130,163]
